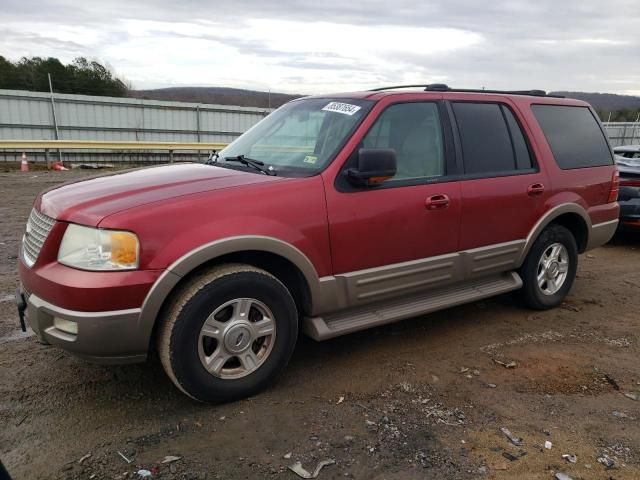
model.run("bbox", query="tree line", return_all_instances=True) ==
[595,109,640,123]
[0,56,128,97]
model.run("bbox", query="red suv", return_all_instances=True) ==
[17,85,619,402]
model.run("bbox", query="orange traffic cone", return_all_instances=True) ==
[20,153,29,172]
[52,161,69,171]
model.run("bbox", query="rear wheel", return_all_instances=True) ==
[157,264,298,403]
[519,224,578,310]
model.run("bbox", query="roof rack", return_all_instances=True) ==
[368,84,564,98]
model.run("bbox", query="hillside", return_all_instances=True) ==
[128,87,302,108]
[130,87,640,118]
[551,91,640,118]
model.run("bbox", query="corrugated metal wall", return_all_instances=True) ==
[602,122,640,147]
[0,89,270,144]
[1,89,638,162]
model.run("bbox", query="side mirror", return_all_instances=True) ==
[346,148,397,186]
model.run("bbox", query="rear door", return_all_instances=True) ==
[451,101,549,277]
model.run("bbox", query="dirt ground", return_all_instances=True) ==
[0,169,639,480]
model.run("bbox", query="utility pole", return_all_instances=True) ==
[48,73,62,163]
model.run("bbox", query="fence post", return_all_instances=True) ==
[630,114,640,145]
[196,105,201,142]
[196,105,202,161]
[47,73,63,163]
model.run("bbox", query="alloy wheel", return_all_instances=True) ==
[536,242,569,295]
[197,298,276,379]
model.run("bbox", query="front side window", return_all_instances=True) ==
[361,102,445,182]
[452,102,532,175]
[219,98,373,176]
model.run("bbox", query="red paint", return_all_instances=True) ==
[20,90,619,312]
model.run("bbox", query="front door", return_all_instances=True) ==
[323,101,462,305]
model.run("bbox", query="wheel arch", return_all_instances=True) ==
[518,204,591,266]
[138,236,321,348]
[548,213,589,253]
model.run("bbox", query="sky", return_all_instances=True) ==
[1,0,639,95]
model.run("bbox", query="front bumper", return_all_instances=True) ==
[18,287,147,364]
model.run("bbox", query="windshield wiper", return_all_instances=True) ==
[223,155,276,175]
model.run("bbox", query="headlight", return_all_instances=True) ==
[58,224,139,271]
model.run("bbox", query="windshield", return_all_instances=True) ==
[217,98,374,176]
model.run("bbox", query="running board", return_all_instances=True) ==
[304,272,522,341]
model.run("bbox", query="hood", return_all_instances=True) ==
[38,163,284,225]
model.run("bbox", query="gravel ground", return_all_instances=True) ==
[0,169,639,480]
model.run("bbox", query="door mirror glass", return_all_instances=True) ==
[346,148,397,186]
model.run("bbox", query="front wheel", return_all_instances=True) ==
[157,264,298,403]
[519,224,578,310]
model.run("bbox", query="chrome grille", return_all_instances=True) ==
[22,208,56,267]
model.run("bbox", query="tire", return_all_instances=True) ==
[518,224,578,310]
[157,263,298,403]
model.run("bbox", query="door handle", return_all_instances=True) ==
[425,194,450,210]
[527,183,545,196]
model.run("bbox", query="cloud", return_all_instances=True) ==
[1,0,639,94]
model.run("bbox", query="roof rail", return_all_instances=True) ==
[369,84,564,98]
[368,84,432,92]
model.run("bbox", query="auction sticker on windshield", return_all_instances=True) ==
[322,102,362,116]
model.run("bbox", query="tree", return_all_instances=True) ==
[68,57,127,96]
[0,55,129,97]
[0,56,19,88]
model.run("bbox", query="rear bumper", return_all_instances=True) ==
[585,219,619,250]
[20,288,147,364]
[618,196,640,230]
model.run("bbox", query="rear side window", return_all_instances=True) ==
[452,102,532,175]
[532,105,613,169]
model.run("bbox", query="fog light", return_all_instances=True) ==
[53,317,78,335]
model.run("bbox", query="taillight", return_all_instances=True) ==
[619,178,640,187]
[607,169,619,203]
